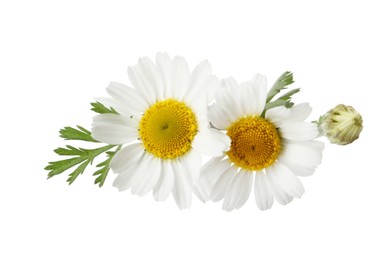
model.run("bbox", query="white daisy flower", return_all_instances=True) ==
[194,74,324,211]
[91,53,230,209]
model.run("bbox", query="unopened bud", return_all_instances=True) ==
[321,104,363,145]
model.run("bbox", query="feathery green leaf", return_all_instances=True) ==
[91,102,119,114]
[60,126,98,142]
[267,71,294,102]
[45,144,116,184]
[93,146,122,187]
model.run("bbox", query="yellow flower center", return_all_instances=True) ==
[139,99,198,159]
[226,116,281,171]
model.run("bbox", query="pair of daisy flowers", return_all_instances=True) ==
[90,53,324,211]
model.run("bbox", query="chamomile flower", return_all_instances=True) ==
[91,53,230,209]
[194,74,324,211]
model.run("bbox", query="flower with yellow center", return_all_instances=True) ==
[91,53,230,209]
[194,75,325,211]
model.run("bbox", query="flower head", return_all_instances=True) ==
[194,74,324,211]
[91,53,230,209]
[321,104,363,145]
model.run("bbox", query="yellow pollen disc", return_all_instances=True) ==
[226,116,281,171]
[139,99,198,159]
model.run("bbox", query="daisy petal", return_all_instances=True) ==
[279,122,319,141]
[94,97,129,117]
[208,104,232,130]
[279,140,324,176]
[106,82,148,116]
[92,114,137,144]
[219,78,242,121]
[265,106,291,126]
[137,57,164,101]
[222,170,253,211]
[171,56,190,99]
[181,148,202,184]
[155,52,173,98]
[222,171,242,211]
[267,162,304,202]
[265,166,292,205]
[131,157,161,196]
[254,171,274,210]
[193,157,229,202]
[153,160,174,201]
[251,73,267,114]
[279,140,324,170]
[200,157,231,192]
[184,60,211,103]
[172,161,192,209]
[209,167,237,202]
[127,66,155,105]
[192,129,231,156]
[113,151,152,191]
[287,103,312,122]
[110,143,144,173]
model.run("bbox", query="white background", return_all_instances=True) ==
[1,0,390,259]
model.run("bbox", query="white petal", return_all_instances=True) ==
[106,82,148,116]
[239,78,267,116]
[171,56,190,99]
[279,122,319,141]
[280,140,324,169]
[208,103,232,130]
[155,52,173,98]
[125,152,155,191]
[218,78,242,121]
[137,57,164,101]
[91,114,137,144]
[181,149,202,184]
[200,157,231,192]
[266,162,304,204]
[113,151,151,191]
[222,170,242,211]
[192,129,231,156]
[94,97,130,117]
[127,66,154,105]
[209,167,237,202]
[286,103,312,122]
[222,170,253,211]
[240,82,257,116]
[265,165,292,205]
[172,161,192,209]
[131,157,161,196]
[193,157,229,202]
[250,73,267,114]
[254,171,274,210]
[184,60,211,102]
[265,106,291,126]
[279,140,324,176]
[110,143,144,173]
[153,160,174,201]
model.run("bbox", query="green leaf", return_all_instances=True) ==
[93,146,122,187]
[60,126,98,142]
[264,99,287,111]
[276,88,300,102]
[267,71,294,102]
[67,161,90,184]
[45,144,116,184]
[91,102,119,114]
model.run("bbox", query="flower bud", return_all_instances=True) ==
[321,104,363,145]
